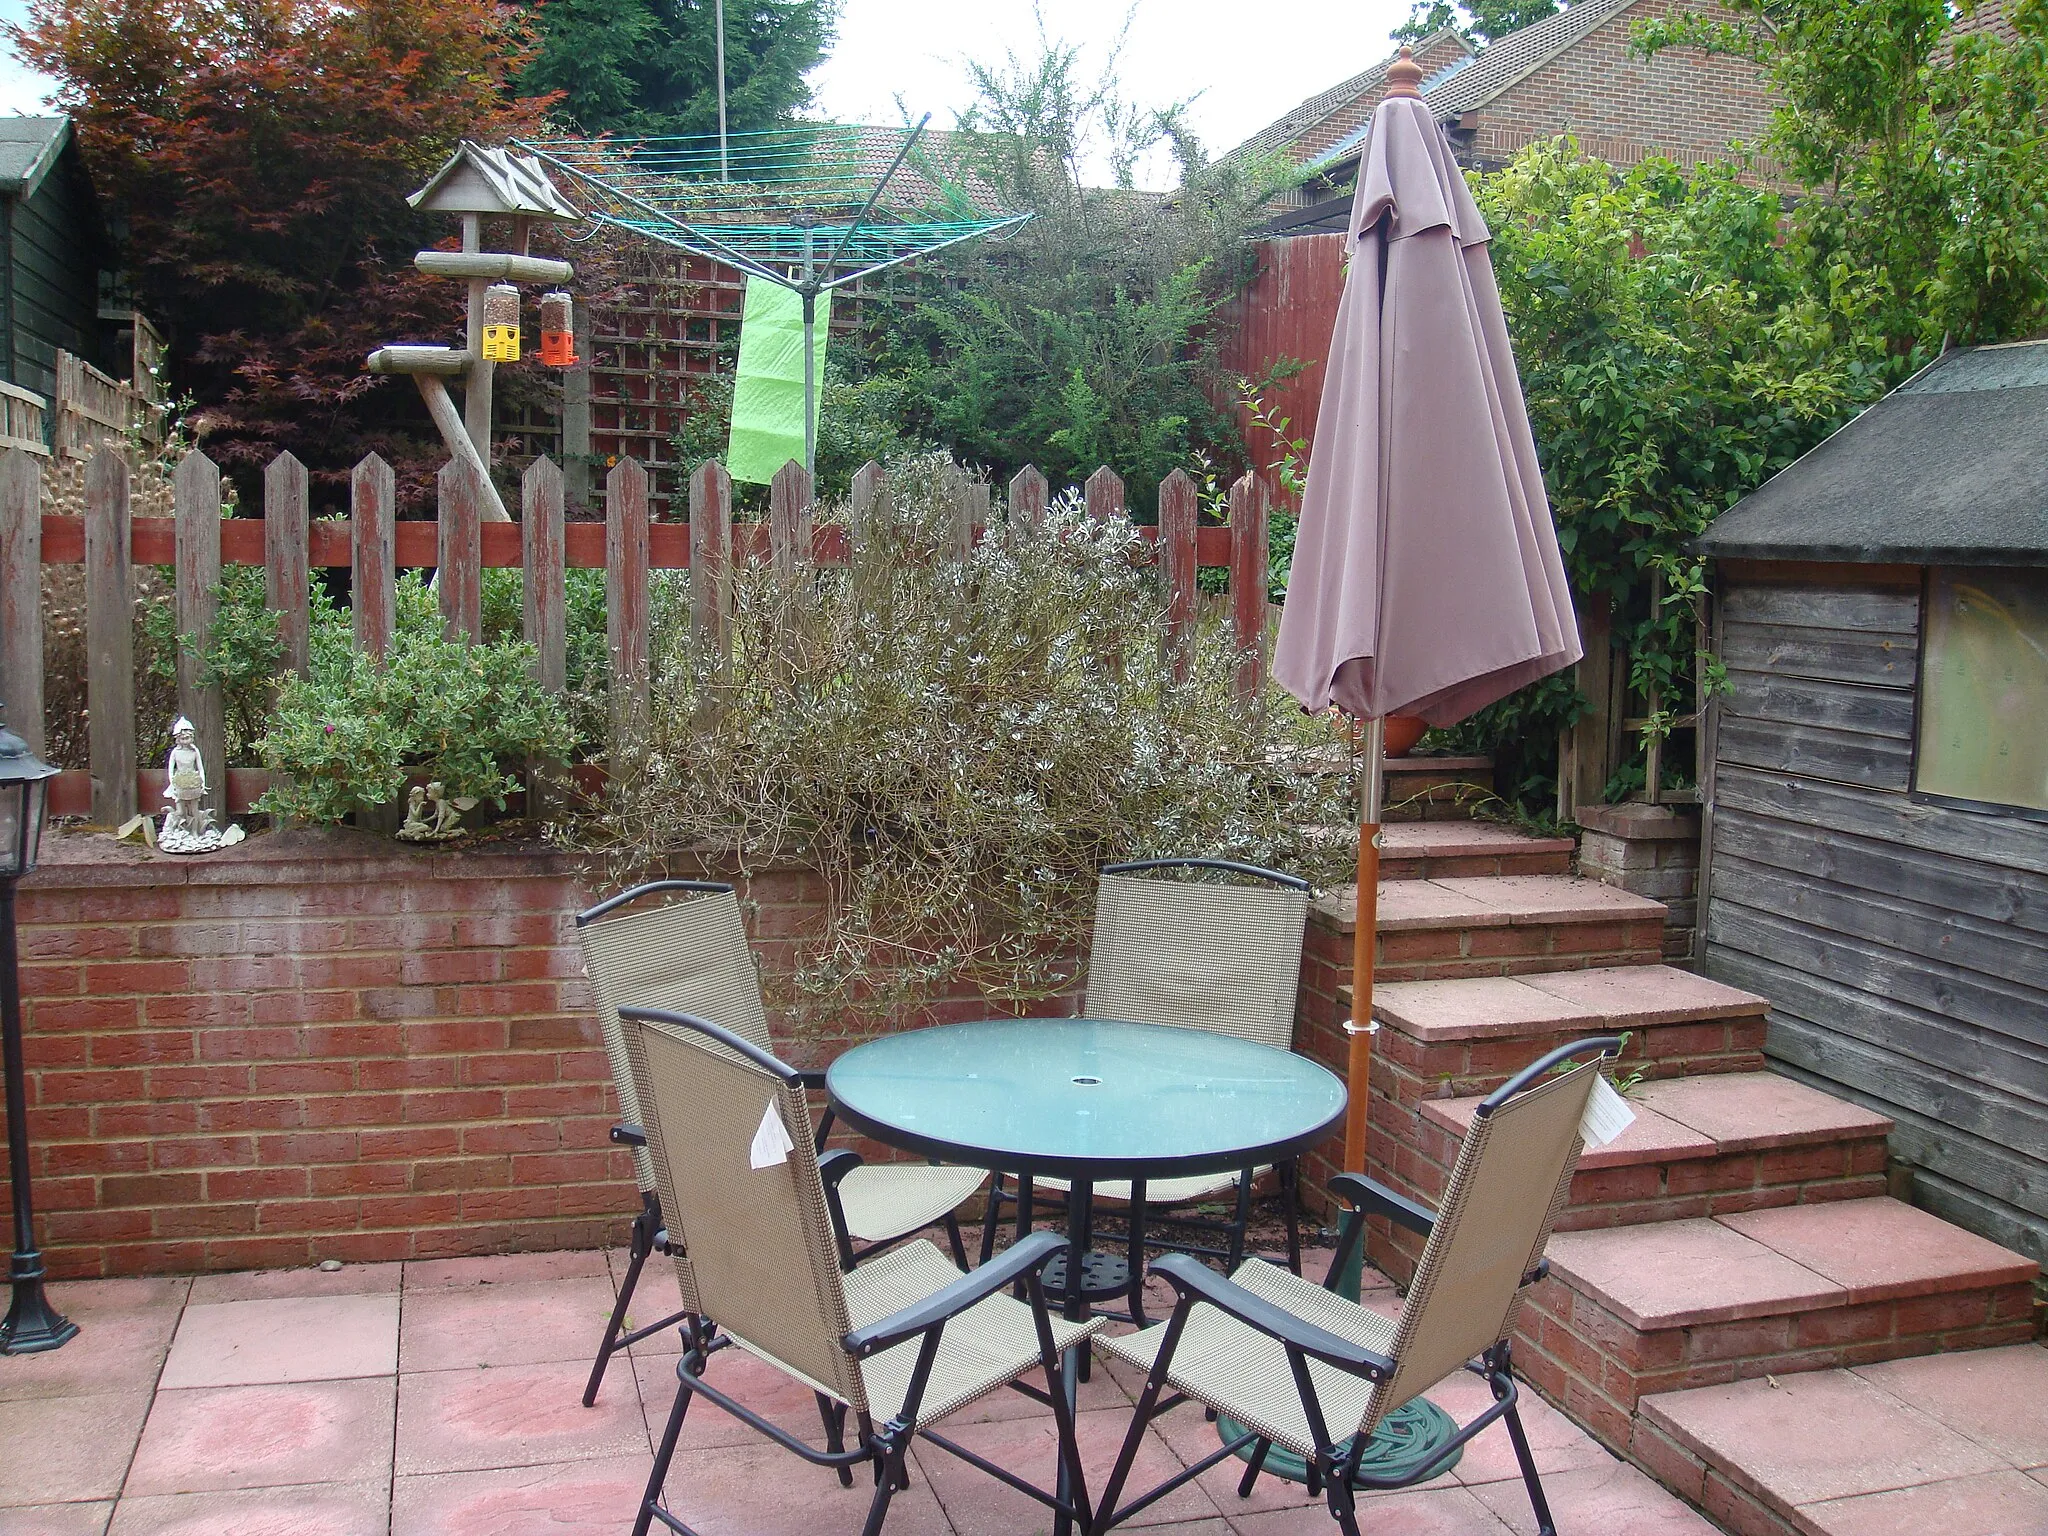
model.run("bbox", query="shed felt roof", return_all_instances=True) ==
[0,118,71,201]
[1697,340,2048,566]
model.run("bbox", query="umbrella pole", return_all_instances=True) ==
[1336,713,1384,1300]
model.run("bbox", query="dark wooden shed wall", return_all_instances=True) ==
[4,146,106,400]
[1702,565,2048,1265]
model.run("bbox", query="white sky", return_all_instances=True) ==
[0,0,1417,188]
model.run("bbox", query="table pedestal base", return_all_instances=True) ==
[1040,1249,1130,1305]
[1217,1398,1462,1487]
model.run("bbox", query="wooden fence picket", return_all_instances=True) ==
[769,459,814,575]
[351,455,395,660]
[1229,472,1269,702]
[955,473,988,560]
[437,458,484,644]
[85,448,135,824]
[173,451,228,824]
[1009,464,1048,530]
[0,448,42,752]
[1157,468,1199,683]
[689,460,732,659]
[607,458,651,742]
[1085,466,1124,523]
[849,459,888,541]
[263,451,310,677]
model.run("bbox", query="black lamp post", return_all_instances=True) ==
[0,703,73,1354]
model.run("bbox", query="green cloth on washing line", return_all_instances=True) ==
[727,275,828,485]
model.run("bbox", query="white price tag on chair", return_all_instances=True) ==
[1579,1075,1636,1149]
[750,1101,796,1169]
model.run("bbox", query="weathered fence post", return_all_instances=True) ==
[1157,468,1199,684]
[522,456,566,815]
[1009,464,1048,531]
[607,458,651,745]
[689,460,732,660]
[263,451,310,677]
[1229,472,1269,702]
[952,470,988,561]
[351,455,396,661]
[437,458,483,644]
[173,450,227,825]
[0,448,42,752]
[85,448,134,824]
[769,459,813,575]
[1085,466,1124,523]
[849,459,888,543]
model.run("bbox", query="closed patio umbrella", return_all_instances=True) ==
[1272,49,1581,1188]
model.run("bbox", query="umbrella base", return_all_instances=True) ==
[1217,1398,1462,1487]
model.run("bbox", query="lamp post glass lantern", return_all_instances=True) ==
[0,707,74,1354]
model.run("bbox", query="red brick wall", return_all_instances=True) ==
[1464,0,1780,175]
[2,829,1057,1279]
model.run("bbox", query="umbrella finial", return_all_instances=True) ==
[1385,46,1425,99]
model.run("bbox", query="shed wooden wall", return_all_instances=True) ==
[4,147,105,400]
[1702,563,2048,1265]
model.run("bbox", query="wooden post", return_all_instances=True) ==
[689,460,732,660]
[351,454,396,661]
[437,458,484,643]
[1229,472,1269,702]
[769,458,813,575]
[607,458,651,745]
[849,459,887,543]
[1559,592,1613,820]
[955,474,988,561]
[1157,468,1198,684]
[173,450,227,826]
[263,451,310,677]
[1085,466,1124,523]
[1009,464,1048,531]
[561,298,593,514]
[523,456,566,814]
[0,448,42,752]
[84,448,134,824]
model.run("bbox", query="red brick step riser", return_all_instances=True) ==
[1377,849,1575,881]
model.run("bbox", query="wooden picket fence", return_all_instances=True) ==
[0,448,1273,825]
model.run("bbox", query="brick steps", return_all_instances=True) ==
[1311,874,1668,980]
[1632,1345,2048,1536]
[1301,821,1577,881]
[1275,749,1494,821]
[1517,1198,2038,1455]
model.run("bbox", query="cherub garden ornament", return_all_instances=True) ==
[157,717,243,854]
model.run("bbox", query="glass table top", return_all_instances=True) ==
[826,1018,1347,1180]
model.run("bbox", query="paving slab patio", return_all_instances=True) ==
[0,1244,1730,1535]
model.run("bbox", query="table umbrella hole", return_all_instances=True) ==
[1071,1076,1101,1085]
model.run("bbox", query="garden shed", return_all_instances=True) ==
[1695,337,2048,1264]
[0,117,113,401]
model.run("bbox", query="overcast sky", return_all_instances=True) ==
[0,0,1416,188]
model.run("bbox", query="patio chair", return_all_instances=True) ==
[575,880,989,1406]
[1086,1035,1620,1536]
[622,1006,1101,1536]
[981,858,1314,1287]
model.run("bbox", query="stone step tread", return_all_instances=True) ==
[1346,964,1768,1040]
[1300,821,1577,858]
[1422,1071,1893,1171]
[1637,1346,2048,1532]
[1314,874,1665,935]
[1547,1198,2038,1332]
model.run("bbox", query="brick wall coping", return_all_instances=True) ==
[1575,805,1702,842]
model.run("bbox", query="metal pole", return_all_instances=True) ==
[801,222,817,475]
[1335,713,1384,1301]
[714,0,729,181]
[1,878,75,1353]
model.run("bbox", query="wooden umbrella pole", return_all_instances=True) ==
[1344,714,1385,1174]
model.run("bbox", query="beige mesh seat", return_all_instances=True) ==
[982,858,1313,1286]
[1091,1036,1621,1536]
[575,881,988,1406]
[622,1007,1102,1536]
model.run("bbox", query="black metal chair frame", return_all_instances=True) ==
[629,1012,1095,1536]
[981,857,1312,1309]
[1091,1038,1622,1536]
[579,880,971,1408]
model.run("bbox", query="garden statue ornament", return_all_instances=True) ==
[157,717,243,854]
[396,780,476,843]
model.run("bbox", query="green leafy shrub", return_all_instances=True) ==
[578,454,1352,1029]
[254,574,576,825]
[141,563,284,762]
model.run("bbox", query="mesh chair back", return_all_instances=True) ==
[578,887,772,1193]
[628,1012,867,1410]
[1084,872,1309,1050]
[1365,1059,1601,1433]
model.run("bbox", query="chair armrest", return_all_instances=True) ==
[1329,1172,1436,1236]
[843,1230,1067,1357]
[795,1070,829,1091]
[1152,1254,1393,1379]
[818,1149,863,1271]
[610,1123,647,1148]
